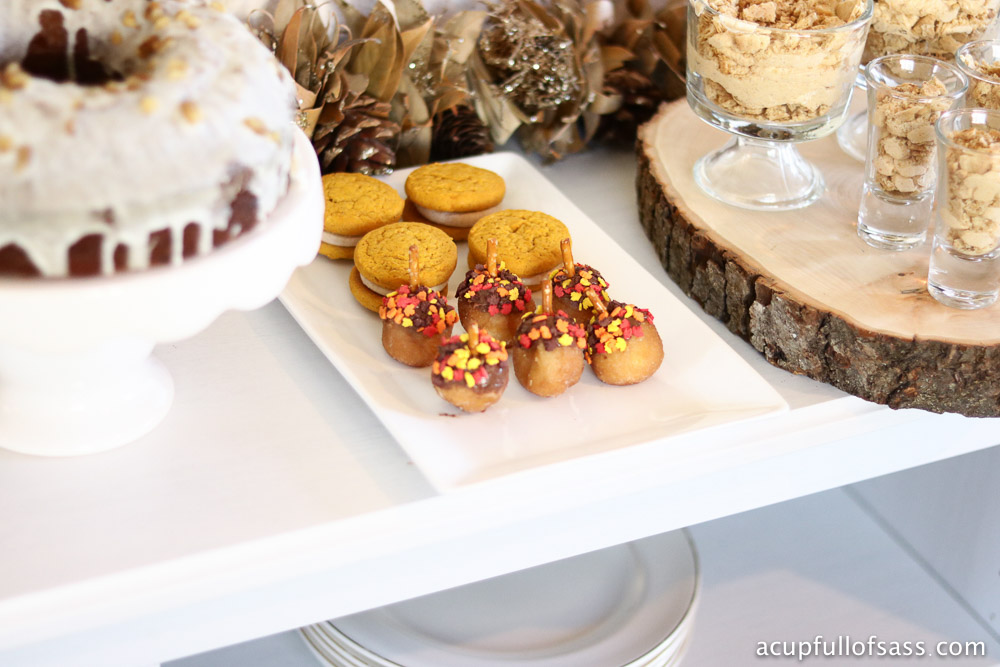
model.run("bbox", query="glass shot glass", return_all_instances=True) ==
[857,55,968,250]
[957,39,1000,109]
[928,108,1000,309]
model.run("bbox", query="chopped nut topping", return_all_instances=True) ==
[65,118,76,135]
[166,59,188,80]
[1,63,29,90]
[140,96,159,114]
[180,100,201,123]
[58,0,83,9]
[15,146,31,171]
[138,35,166,58]
[122,10,138,29]
[210,1,225,11]
[176,9,201,29]
[0,135,12,152]
[243,117,269,135]
[110,30,124,46]
[144,2,164,21]
[125,75,145,91]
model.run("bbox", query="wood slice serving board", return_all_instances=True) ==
[636,99,1000,417]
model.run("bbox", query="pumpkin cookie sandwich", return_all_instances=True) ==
[320,173,404,260]
[467,210,570,289]
[350,222,458,312]
[405,162,506,238]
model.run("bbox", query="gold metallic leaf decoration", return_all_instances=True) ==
[252,0,688,168]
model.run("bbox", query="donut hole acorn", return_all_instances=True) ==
[549,238,610,326]
[378,245,457,367]
[585,288,664,386]
[431,324,509,412]
[457,237,533,344]
[512,281,588,397]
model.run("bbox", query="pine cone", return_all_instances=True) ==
[430,106,495,162]
[596,68,662,145]
[313,90,400,175]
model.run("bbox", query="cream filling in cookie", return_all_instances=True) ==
[322,231,361,247]
[360,274,448,296]
[415,203,502,228]
[518,269,556,285]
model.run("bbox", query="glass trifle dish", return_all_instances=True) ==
[687,0,874,209]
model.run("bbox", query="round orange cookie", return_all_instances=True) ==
[405,162,505,212]
[405,163,505,230]
[320,173,403,260]
[467,210,570,285]
[351,223,457,311]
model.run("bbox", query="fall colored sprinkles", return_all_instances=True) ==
[432,330,508,389]
[586,300,653,361]
[517,310,588,351]
[550,263,609,309]
[457,261,532,314]
[379,284,457,337]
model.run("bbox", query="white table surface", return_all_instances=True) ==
[1,145,998,667]
[171,485,1000,667]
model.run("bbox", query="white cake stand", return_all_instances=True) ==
[0,130,324,457]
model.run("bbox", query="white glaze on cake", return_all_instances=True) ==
[0,0,297,276]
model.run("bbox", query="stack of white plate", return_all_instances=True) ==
[299,530,700,667]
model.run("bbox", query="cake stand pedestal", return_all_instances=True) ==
[637,100,1000,417]
[0,130,324,456]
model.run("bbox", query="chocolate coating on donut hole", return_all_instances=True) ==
[431,328,509,412]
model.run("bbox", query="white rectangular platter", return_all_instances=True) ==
[279,152,788,492]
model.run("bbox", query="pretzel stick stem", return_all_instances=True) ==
[408,244,419,289]
[560,238,574,277]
